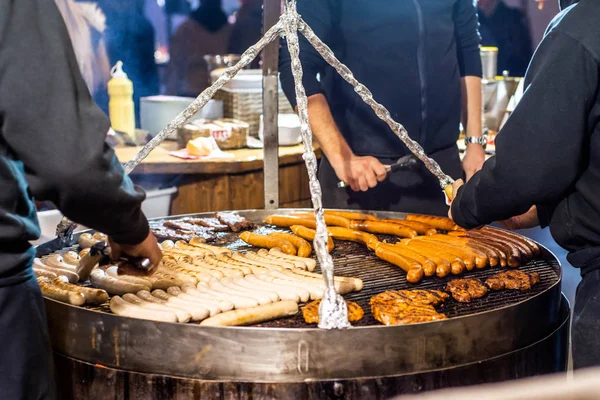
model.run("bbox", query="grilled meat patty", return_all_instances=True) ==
[180,217,229,232]
[370,290,448,326]
[445,279,489,303]
[302,299,364,324]
[216,212,254,232]
[162,221,217,242]
[485,270,540,291]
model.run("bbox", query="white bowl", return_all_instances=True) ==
[258,114,302,146]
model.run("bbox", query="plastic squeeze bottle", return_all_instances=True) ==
[107,61,135,136]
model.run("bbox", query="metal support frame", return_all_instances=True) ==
[262,0,281,209]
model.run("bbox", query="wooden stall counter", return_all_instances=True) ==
[115,142,318,215]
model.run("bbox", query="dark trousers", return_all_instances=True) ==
[318,145,463,216]
[0,275,56,399]
[572,268,600,369]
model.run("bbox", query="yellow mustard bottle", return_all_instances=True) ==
[107,61,135,136]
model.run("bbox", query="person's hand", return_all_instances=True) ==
[447,178,464,220]
[109,232,163,276]
[333,155,387,192]
[462,144,486,181]
[498,206,540,230]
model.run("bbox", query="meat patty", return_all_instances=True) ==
[485,270,541,291]
[162,221,217,242]
[180,217,229,232]
[445,279,489,303]
[216,212,254,232]
[302,299,364,324]
[370,290,448,326]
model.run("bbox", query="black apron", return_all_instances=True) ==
[572,266,600,369]
[0,273,56,399]
[318,145,463,216]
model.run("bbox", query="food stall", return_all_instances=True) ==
[35,1,570,399]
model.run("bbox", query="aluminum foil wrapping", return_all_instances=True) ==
[283,1,350,329]
[298,20,454,189]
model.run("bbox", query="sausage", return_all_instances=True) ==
[92,232,108,242]
[195,282,259,309]
[137,290,209,322]
[154,287,223,316]
[178,285,235,312]
[37,277,86,305]
[268,232,312,257]
[405,214,461,231]
[268,248,318,272]
[189,238,233,256]
[105,266,154,287]
[183,261,225,279]
[380,219,437,236]
[327,227,380,250]
[194,259,244,279]
[411,237,480,270]
[62,251,81,266]
[43,255,78,273]
[398,241,466,275]
[476,228,533,260]
[284,269,356,294]
[109,296,178,323]
[78,233,101,249]
[251,274,310,302]
[293,212,351,228]
[324,210,378,221]
[78,248,90,258]
[264,215,317,229]
[169,242,214,258]
[264,271,324,300]
[465,231,522,267]
[33,258,79,283]
[219,278,279,303]
[123,293,192,323]
[480,226,541,257]
[392,244,451,278]
[239,232,297,256]
[289,225,334,252]
[350,220,418,239]
[201,256,249,277]
[374,247,424,283]
[156,265,200,285]
[214,254,256,275]
[289,268,363,292]
[90,269,150,296]
[209,279,272,305]
[235,276,299,302]
[231,252,283,272]
[200,301,299,327]
[415,235,489,269]
[54,276,109,305]
[247,251,297,269]
[461,235,508,267]
[33,268,58,280]
[376,243,437,277]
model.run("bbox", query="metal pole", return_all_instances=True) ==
[262,0,281,209]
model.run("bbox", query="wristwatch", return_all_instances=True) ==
[464,133,488,149]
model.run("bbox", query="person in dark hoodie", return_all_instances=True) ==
[279,0,485,216]
[449,0,600,369]
[0,0,163,397]
[165,0,232,96]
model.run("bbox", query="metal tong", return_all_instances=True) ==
[77,240,152,281]
[337,155,418,189]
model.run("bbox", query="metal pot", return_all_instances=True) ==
[481,46,499,80]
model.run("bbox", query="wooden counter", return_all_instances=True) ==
[115,142,319,215]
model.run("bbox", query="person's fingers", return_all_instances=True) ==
[358,175,369,192]
[371,160,388,182]
[365,169,378,188]
[451,179,464,198]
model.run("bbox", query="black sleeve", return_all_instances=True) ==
[0,0,149,245]
[451,31,597,228]
[453,0,483,77]
[508,10,534,77]
[279,0,332,108]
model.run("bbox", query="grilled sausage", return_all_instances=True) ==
[109,295,178,323]
[327,227,380,250]
[239,232,297,255]
[199,301,299,327]
[78,248,90,258]
[251,274,310,302]
[324,210,377,221]
[229,252,282,272]
[350,220,418,239]
[405,215,461,231]
[391,244,451,278]
[195,282,259,309]
[156,287,225,316]
[268,248,317,272]
[178,285,235,311]
[92,232,108,242]
[289,268,363,292]
[78,233,101,249]
[189,238,233,256]
[480,226,541,257]
[123,293,192,323]
[235,276,299,302]
[219,278,280,303]
[268,232,312,257]
[209,279,272,305]
[43,255,78,273]
[293,212,351,228]
[246,251,297,270]
[137,290,210,322]
[37,277,86,305]
[265,271,325,300]
[398,241,466,275]
[90,269,150,295]
[202,256,249,277]
[415,235,489,269]
[62,251,81,266]
[380,219,437,236]
[33,258,79,283]
[461,231,521,267]
[33,268,58,280]
[54,276,109,305]
[105,266,153,287]
[376,243,437,277]
[264,215,317,229]
[411,237,480,270]
[374,247,424,283]
[289,225,334,253]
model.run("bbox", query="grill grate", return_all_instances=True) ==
[76,225,560,328]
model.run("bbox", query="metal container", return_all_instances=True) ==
[481,46,499,80]
[37,209,569,399]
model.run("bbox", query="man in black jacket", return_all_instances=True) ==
[0,1,162,398]
[279,0,485,216]
[450,0,600,369]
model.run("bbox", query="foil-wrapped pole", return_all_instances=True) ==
[283,0,350,329]
[299,20,454,191]
[56,20,285,244]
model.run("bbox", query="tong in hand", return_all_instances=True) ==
[337,155,418,189]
